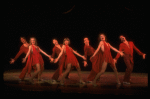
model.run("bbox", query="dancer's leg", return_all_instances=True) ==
[19,65,28,80]
[111,64,120,84]
[76,63,84,83]
[123,58,133,83]
[29,63,41,81]
[93,61,107,86]
[60,63,71,84]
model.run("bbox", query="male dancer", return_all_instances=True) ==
[50,39,69,83]
[114,35,146,85]
[10,37,31,80]
[83,37,100,82]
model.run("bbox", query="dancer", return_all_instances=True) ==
[22,37,51,82]
[114,35,146,85]
[9,37,33,80]
[54,38,86,85]
[50,39,69,83]
[90,33,124,86]
[10,37,29,64]
[83,37,100,82]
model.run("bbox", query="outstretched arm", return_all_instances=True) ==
[132,42,146,59]
[22,45,32,63]
[73,50,86,60]
[10,50,24,64]
[39,48,51,59]
[91,41,102,58]
[109,44,124,56]
[54,45,65,63]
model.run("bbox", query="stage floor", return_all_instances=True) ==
[3,70,148,96]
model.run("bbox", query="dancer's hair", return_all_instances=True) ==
[99,33,107,41]
[29,37,38,45]
[20,37,26,40]
[63,38,70,45]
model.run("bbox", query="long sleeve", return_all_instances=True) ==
[51,47,56,58]
[14,48,24,60]
[133,42,144,56]
[84,46,88,59]
[115,44,123,61]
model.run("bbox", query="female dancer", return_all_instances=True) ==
[54,38,86,85]
[50,39,69,83]
[22,37,51,82]
[90,34,124,86]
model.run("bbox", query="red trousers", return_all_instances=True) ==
[87,69,97,81]
[52,55,69,80]
[52,63,63,80]
[123,54,134,82]
[19,64,37,80]
[52,63,69,80]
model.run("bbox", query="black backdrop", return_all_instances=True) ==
[4,1,147,73]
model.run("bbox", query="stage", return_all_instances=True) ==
[3,70,148,96]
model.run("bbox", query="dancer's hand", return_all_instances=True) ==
[48,55,51,59]
[50,58,54,63]
[82,56,86,60]
[10,58,15,64]
[119,51,124,57]
[113,59,117,64]
[143,54,146,59]
[83,61,88,67]
[22,58,26,63]
[54,58,58,63]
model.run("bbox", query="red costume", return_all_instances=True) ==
[89,41,115,79]
[84,45,100,81]
[27,45,44,73]
[19,45,44,80]
[14,45,29,61]
[51,44,67,80]
[115,41,144,82]
[64,45,79,69]
[13,45,32,80]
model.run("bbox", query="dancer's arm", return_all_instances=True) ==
[91,41,102,59]
[109,44,124,56]
[50,48,56,62]
[54,45,64,63]
[132,42,146,59]
[39,47,51,59]
[72,50,86,60]
[10,49,24,64]
[22,45,32,63]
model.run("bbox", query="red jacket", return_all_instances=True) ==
[14,45,29,60]
[115,41,144,61]
[84,45,95,58]
[51,44,62,58]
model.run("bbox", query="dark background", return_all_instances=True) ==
[4,1,147,73]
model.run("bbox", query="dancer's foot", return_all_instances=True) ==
[117,80,121,85]
[79,80,85,84]
[87,81,93,83]
[92,81,97,86]
[51,80,58,84]
[123,82,130,85]
[28,79,34,84]
[60,80,64,86]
